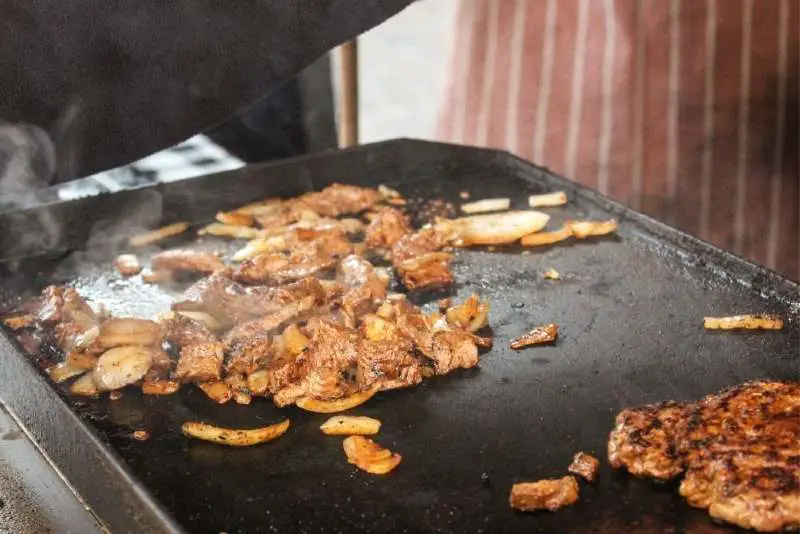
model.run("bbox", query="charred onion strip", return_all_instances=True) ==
[182,420,290,447]
[565,219,618,239]
[703,315,784,331]
[296,388,378,413]
[128,222,190,248]
[441,211,550,246]
[142,379,180,395]
[520,227,572,247]
[215,210,255,227]
[528,191,568,208]
[199,223,262,240]
[461,198,511,214]
[343,435,402,474]
[320,416,381,436]
[510,324,558,349]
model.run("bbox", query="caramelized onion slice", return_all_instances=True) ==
[703,315,784,331]
[528,191,568,208]
[461,198,511,214]
[343,436,402,475]
[182,420,290,447]
[510,324,558,349]
[215,210,255,227]
[47,363,87,384]
[128,222,190,247]
[99,318,162,348]
[520,227,573,247]
[70,373,100,396]
[320,416,381,436]
[296,388,377,413]
[93,346,154,391]
[199,223,262,240]
[441,211,550,246]
[142,379,181,395]
[565,219,618,239]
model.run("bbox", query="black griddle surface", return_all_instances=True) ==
[0,140,797,533]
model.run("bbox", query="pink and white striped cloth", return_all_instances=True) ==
[437,0,799,280]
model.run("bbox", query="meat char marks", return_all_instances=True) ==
[609,380,800,532]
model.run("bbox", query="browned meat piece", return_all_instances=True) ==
[164,314,217,348]
[233,231,352,285]
[393,299,435,356]
[247,352,299,397]
[271,320,359,406]
[37,286,97,327]
[337,255,388,320]
[391,226,444,263]
[365,207,412,250]
[608,381,800,532]
[222,294,319,347]
[174,342,224,382]
[174,273,328,326]
[396,252,454,292]
[568,452,600,482]
[151,249,225,275]
[608,401,689,480]
[430,330,479,375]
[391,227,453,291]
[225,333,272,376]
[114,254,142,276]
[356,338,423,391]
[294,183,381,217]
[510,324,558,349]
[509,476,580,512]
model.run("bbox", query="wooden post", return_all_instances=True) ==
[337,40,359,148]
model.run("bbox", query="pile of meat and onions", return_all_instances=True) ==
[4,184,615,414]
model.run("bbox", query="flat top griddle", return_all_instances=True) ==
[0,140,797,534]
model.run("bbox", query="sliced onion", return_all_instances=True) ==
[703,315,784,331]
[199,223,262,240]
[520,227,572,247]
[70,373,100,396]
[99,318,162,348]
[215,210,255,227]
[74,326,100,352]
[565,219,618,239]
[93,346,154,391]
[528,191,568,208]
[461,198,511,214]
[441,211,550,246]
[128,222,190,248]
[176,311,223,332]
[47,363,87,384]
[114,254,142,276]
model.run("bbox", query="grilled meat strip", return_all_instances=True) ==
[337,255,388,321]
[293,183,381,218]
[391,227,454,291]
[609,380,800,532]
[365,207,412,251]
[233,231,352,285]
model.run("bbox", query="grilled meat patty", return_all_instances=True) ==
[609,380,800,532]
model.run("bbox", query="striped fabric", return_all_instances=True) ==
[438,0,800,280]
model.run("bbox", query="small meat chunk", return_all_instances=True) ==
[114,254,142,276]
[233,231,351,285]
[568,452,600,482]
[151,249,225,274]
[509,476,580,512]
[294,183,381,217]
[356,338,423,391]
[430,330,479,375]
[174,342,224,382]
[37,286,97,327]
[391,227,453,292]
[222,294,318,347]
[365,207,412,250]
[164,314,217,348]
[337,255,388,320]
[225,333,272,376]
